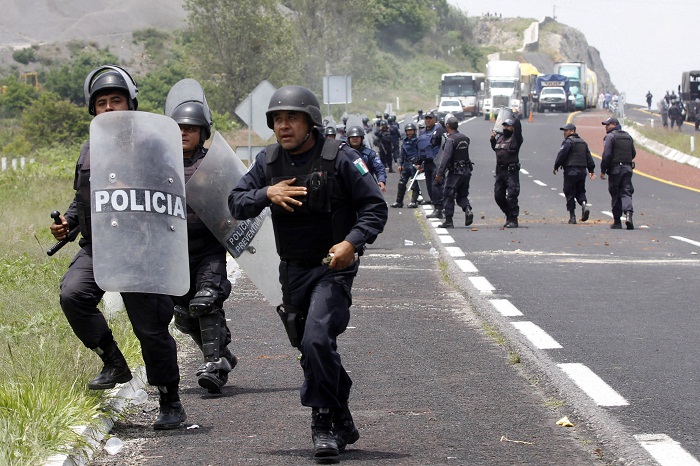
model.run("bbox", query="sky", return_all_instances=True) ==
[447,0,700,106]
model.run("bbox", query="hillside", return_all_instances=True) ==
[0,1,615,96]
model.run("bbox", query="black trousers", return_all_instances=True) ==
[607,165,634,219]
[59,246,180,386]
[494,164,520,220]
[562,167,589,212]
[280,260,358,409]
[442,171,471,218]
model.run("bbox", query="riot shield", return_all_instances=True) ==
[493,107,514,134]
[415,172,431,202]
[345,114,363,130]
[185,131,282,306]
[90,111,189,295]
[164,78,212,124]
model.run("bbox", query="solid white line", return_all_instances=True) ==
[455,259,478,273]
[671,236,700,247]
[469,276,494,293]
[511,321,562,349]
[445,246,465,257]
[635,434,700,466]
[490,299,523,317]
[534,180,547,186]
[439,235,455,244]
[557,363,629,406]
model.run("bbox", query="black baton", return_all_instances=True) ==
[47,211,80,256]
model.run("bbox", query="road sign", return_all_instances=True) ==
[235,80,276,142]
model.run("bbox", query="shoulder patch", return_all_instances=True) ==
[353,158,369,176]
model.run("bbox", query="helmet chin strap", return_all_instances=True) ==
[286,131,312,154]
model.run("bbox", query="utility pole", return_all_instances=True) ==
[553,4,557,20]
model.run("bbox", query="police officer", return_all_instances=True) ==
[375,120,394,172]
[346,125,387,192]
[600,117,636,229]
[49,65,185,430]
[553,123,596,224]
[388,115,401,164]
[228,85,388,459]
[391,122,420,208]
[166,83,237,394]
[434,117,474,228]
[419,111,446,211]
[324,125,337,140]
[490,117,523,228]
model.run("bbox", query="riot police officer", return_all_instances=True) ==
[228,85,388,459]
[391,122,420,208]
[420,111,446,212]
[165,80,237,394]
[375,120,394,172]
[346,125,387,192]
[50,65,185,430]
[490,117,523,228]
[553,123,596,224]
[324,125,337,140]
[434,117,474,228]
[388,115,401,164]
[600,117,636,229]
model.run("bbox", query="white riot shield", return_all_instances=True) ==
[493,107,514,134]
[345,114,363,130]
[164,78,211,123]
[185,131,282,306]
[90,111,189,295]
[415,172,431,202]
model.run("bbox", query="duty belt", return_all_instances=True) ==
[282,257,323,268]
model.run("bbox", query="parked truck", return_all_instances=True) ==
[439,72,485,116]
[680,70,700,122]
[535,74,570,113]
[553,62,587,110]
[482,60,522,120]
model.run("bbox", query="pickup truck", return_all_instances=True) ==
[538,87,567,112]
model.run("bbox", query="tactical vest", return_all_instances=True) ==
[402,137,419,162]
[610,130,634,164]
[447,132,470,162]
[74,143,92,243]
[494,133,519,165]
[564,136,588,167]
[265,139,354,262]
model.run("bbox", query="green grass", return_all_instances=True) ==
[633,122,700,158]
[0,147,143,465]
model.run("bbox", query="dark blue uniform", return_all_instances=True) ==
[419,123,446,206]
[228,130,387,410]
[375,127,394,172]
[394,134,420,206]
[60,141,180,386]
[357,145,387,185]
[436,131,473,220]
[554,134,595,213]
[490,121,523,225]
[601,125,636,225]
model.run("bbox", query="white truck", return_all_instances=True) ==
[553,62,588,110]
[482,60,522,120]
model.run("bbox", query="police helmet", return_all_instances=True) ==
[347,126,365,138]
[389,115,396,123]
[324,125,337,136]
[171,101,212,142]
[380,119,388,127]
[383,113,390,119]
[446,116,459,130]
[376,112,382,118]
[84,65,138,115]
[404,123,417,132]
[266,85,322,129]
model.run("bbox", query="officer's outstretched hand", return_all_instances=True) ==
[328,240,356,270]
[267,178,307,212]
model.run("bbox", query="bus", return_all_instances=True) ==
[439,72,485,116]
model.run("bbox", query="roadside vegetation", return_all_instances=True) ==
[633,122,700,158]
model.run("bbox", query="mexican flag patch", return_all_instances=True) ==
[353,158,369,175]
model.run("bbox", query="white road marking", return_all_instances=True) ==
[671,236,700,247]
[469,276,494,293]
[559,192,565,197]
[534,180,547,186]
[439,235,455,244]
[455,259,478,273]
[435,227,449,234]
[511,321,562,349]
[635,434,700,466]
[520,168,530,175]
[490,299,523,317]
[601,210,613,218]
[557,363,629,406]
[445,247,465,257]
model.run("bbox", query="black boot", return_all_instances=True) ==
[333,405,360,452]
[88,341,132,390]
[311,408,339,459]
[581,202,590,222]
[438,217,454,228]
[464,207,474,226]
[568,210,577,224]
[154,384,187,430]
[624,211,634,230]
[611,218,622,229]
[426,208,443,219]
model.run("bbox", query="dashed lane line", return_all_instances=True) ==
[533,180,547,186]
[635,434,700,466]
[511,321,563,349]
[557,363,629,406]
[489,298,523,317]
[455,259,478,273]
[670,235,700,248]
[468,276,494,294]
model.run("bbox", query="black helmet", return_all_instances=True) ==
[389,115,396,123]
[405,123,417,132]
[380,119,388,127]
[324,125,337,136]
[171,101,212,142]
[266,85,322,129]
[383,113,389,119]
[376,112,382,118]
[84,65,138,115]
[346,126,365,138]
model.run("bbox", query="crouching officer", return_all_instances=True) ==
[434,116,474,228]
[228,86,388,460]
[600,117,636,229]
[50,65,185,430]
[553,123,596,224]
[165,80,237,394]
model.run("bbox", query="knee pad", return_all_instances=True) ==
[173,305,198,335]
[189,287,219,317]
